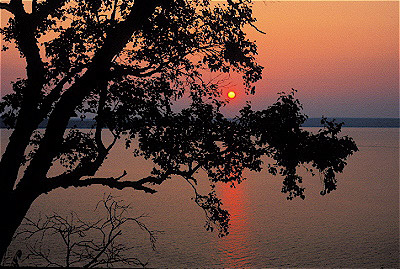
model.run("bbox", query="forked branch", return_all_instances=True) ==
[12,194,159,268]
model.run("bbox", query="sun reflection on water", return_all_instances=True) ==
[218,182,255,267]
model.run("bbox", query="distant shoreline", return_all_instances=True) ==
[0,118,399,129]
[302,118,399,128]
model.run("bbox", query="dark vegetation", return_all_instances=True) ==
[9,195,158,267]
[0,0,357,263]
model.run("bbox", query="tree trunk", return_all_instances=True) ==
[0,0,161,262]
[0,116,40,191]
[0,189,40,263]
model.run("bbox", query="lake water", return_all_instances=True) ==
[2,127,399,268]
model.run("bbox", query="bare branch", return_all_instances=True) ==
[249,22,266,35]
[83,230,121,268]
[14,195,158,267]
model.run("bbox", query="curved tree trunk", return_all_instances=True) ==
[0,188,40,262]
[0,0,171,262]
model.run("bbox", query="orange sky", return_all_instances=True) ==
[221,1,399,117]
[1,1,399,117]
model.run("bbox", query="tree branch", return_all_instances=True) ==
[44,171,164,194]
[110,0,118,21]
[15,196,156,267]
[95,80,109,154]
[0,3,14,14]
[249,22,266,35]
[39,71,79,117]
[109,64,164,79]
[0,0,47,193]
[20,0,162,189]
[83,230,121,268]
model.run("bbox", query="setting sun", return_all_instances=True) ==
[227,91,236,99]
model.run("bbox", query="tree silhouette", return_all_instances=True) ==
[8,194,158,267]
[0,0,357,261]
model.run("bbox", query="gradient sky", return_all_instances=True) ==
[1,1,399,118]
[220,1,399,118]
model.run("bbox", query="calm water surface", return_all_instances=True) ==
[2,128,399,267]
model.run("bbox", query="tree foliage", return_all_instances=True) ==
[0,0,357,261]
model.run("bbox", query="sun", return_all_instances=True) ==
[227,91,236,99]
